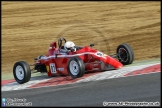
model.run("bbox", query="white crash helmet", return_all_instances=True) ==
[64,41,75,51]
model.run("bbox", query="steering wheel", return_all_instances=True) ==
[58,37,67,48]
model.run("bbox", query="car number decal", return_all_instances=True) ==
[50,63,56,73]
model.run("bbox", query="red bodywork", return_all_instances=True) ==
[36,42,123,77]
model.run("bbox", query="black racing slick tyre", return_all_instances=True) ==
[117,43,134,65]
[13,61,31,84]
[67,57,85,78]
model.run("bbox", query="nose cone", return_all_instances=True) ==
[116,63,123,69]
[104,56,124,69]
[114,61,123,69]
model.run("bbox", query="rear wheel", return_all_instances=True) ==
[67,57,85,78]
[117,43,134,65]
[13,61,31,84]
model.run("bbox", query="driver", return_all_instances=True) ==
[64,41,76,52]
[59,41,82,54]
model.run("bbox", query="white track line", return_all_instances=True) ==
[75,63,160,83]
[2,63,160,91]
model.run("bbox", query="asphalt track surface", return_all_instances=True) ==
[2,72,161,107]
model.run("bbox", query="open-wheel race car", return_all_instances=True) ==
[13,37,134,84]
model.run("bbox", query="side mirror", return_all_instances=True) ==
[90,44,94,47]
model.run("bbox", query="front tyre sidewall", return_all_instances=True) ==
[68,57,85,78]
[117,43,134,65]
[13,61,31,84]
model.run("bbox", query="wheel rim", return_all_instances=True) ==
[69,60,79,76]
[15,65,24,80]
[118,48,128,62]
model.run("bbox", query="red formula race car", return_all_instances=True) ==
[13,37,134,84]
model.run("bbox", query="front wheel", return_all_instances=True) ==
[67,57,85,78]
[13,61,31,84]
[117,43,134,65]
